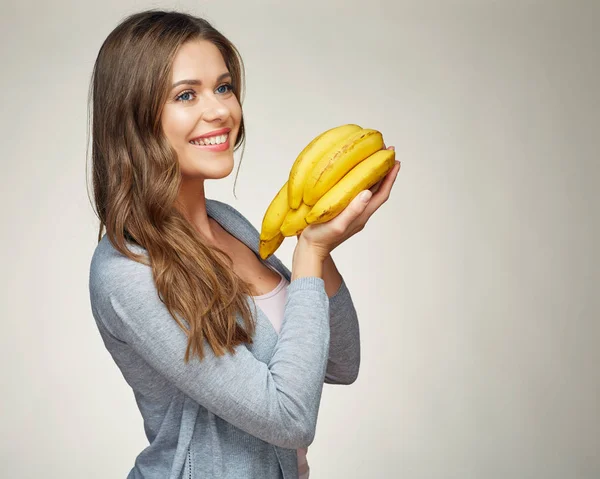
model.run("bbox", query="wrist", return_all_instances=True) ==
[295,236,329,262]
[292,238,327,281]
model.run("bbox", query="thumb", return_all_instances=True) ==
[333,190,372,227]
[357,189,373,204]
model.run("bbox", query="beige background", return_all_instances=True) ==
[1,0,599,477]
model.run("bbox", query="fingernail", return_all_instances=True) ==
[360,190,372,203]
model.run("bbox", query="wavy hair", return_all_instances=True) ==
[87,10,257,362]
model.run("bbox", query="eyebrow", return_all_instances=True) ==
[171,72,232,90]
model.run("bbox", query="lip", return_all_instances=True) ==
[189,127,231,142]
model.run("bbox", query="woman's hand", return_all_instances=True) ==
[296,146,401,259]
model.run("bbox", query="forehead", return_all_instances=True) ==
[170,39,228,80]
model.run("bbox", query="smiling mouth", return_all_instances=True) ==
[189,133,229,146]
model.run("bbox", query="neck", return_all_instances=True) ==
[175,178,216,242]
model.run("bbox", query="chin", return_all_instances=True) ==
[182,154,235,180]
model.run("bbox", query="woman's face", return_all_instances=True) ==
[162,39,242,182]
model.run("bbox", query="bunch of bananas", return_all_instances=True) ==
[258,124,395,260]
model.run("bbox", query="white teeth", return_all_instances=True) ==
[190,133,228,146]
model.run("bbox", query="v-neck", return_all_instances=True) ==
[205,199,291,282]
[205,198,290,343]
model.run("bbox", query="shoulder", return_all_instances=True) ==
[88,199,258,300]
[207,198,292,279]
[88,235,170,342]
[206,198,251,222]
[89,235,154,305]
[206,198,261,238]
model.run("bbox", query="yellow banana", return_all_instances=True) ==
[288,124,362,209]
[303,129,384,206]
[280,202,312,237]
[259,232,285,260]
[259,181,290,241]
[305,149,395,225]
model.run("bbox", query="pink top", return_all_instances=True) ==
[252,264,310,479]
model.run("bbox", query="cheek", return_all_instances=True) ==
[229,99,243,137]
[228,96,242,122]
[162,109,193,143]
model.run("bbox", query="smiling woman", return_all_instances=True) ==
[87,8,398,479]
[162,40,242,181]
[88,11,254,366]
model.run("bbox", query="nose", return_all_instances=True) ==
[201,93,230,123]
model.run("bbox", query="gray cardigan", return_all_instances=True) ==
[88,198,361,479]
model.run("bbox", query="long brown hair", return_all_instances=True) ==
[87,10,257,362]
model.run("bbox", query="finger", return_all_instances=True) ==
[369,177,385,194]
[371,160,400,196]
[369,146,395,194]
[344,160,401,231]
[377,160,401,198]
[361,160,401,215]
[328,188,373,231]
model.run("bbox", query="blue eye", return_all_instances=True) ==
[176,90,195,103]
[175,83,232,103]
[216,83,233,94]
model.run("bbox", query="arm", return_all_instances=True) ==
[89,246,330,450]
[208,201,360,383]
[321,253,361,385]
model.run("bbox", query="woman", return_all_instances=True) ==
[88,9,400,479]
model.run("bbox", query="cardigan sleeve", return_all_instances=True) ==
[89,248,330,450]
[260,256,361,385]
[211,199,361,384]
[322,277,361,385]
